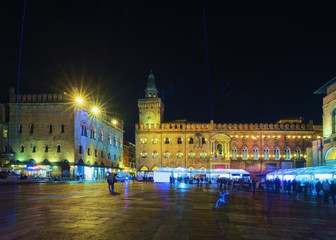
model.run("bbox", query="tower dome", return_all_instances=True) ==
[145,72,158,98]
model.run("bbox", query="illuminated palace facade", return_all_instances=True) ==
[136,73,322,176]
[313,77,336,167]
[0,88,123,179]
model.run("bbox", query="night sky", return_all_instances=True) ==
[1,1,335,141]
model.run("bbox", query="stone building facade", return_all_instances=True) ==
[1,88,123,179]
[313,77,336,166]
[136,73,322,177]
[123,141,136,175]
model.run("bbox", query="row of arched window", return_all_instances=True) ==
[141,151,207,159]
[231,147,302,160]
[19,124,65,134]
[141,137,206,144]
[78,145,121,161]
[81,123,122,148]
[20,145,61,153]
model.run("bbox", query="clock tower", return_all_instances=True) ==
[138,72,164,126]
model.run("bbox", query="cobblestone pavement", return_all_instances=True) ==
[0,182,336,240]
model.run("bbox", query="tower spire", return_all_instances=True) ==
[145,72,158,98]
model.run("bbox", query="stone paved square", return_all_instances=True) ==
[0,182,336,240]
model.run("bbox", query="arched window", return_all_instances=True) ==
[141,152,147,158]
[45,145,49,152]
[165,138,170,144]
[98,129,103,142]
[232,148,237,160]
[253,148,258,160]
[57,145,61,152]
[114,154,117,161]
[19,124,22,133]
[90,126,96,139]
[202,137,206,144]
[177,152,183,158]
[189,138,194,144]
[200,152,207,158]
[189,152,195,158]
[333,108,336,133]
[164,152,170,158]
[285,148,291,160]
[61,124,65,133]
[81,123,87,136]
[264,148,269,160]
[20,145,24,153]
[108,153,111,159]
[177,137,182,144]
[108,134,111,145]
[114,137,117,147]
[32,146,37,153]
[242,148,248,160]
[274,148,280,160]
[88,148,91,155]
[30,124,34,134]
[49,125,53,133]
[152,138,158,144]
[152,152,158,158]
[95,149,98,157]
[295,148,300,161]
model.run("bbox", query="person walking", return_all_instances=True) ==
[252,179,257,195]
[322,180,330,203]
[107,173,113,193]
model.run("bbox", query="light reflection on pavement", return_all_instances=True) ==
[0,181,335,240]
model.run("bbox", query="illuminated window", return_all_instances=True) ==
[264,148,269,160]
[3,129,8,138]
[274,148,280,160]
[177,138,182,144]
[153,152,158,158]
[200,152,206,158]
[333,108,336,133]
[19,125,22,133]
[164,152,170,158]
[32,146,37,153]
[49,125,53,133]
[243,137,247,140]
[189,138,194,144]
[295,148,300,161]
[114,137,117,147]
[285,148,290,160]
[177,152,183,158]
[264,137,268,140]
[189,152,195,158]
[118,139,122,148]
[294,137,299,141]
[274,137,278,141]
[152,138,158,144]
[61,124,65,133]
[141,152,147,158]
[202,138,206,144]
[141,138,147,144]
[20,145,24,153]
[30,124,34,134]
[165,138,170,144]
[253,148,258,160]
[285,137,289,141]
[242,148,248,160]
[231,137,237,140]
[232,148,237,160]
[57,145,61,153]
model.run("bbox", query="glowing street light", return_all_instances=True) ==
[75,97,84,104]
[91,107,99,115]
[112,119,117,125]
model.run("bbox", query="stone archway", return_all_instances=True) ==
[209,133,231,159]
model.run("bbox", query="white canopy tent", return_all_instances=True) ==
[266,166,336,182]
[153,167,250,182]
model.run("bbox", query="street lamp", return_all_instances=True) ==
[75,97,84,104]
[91,107,99,115]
